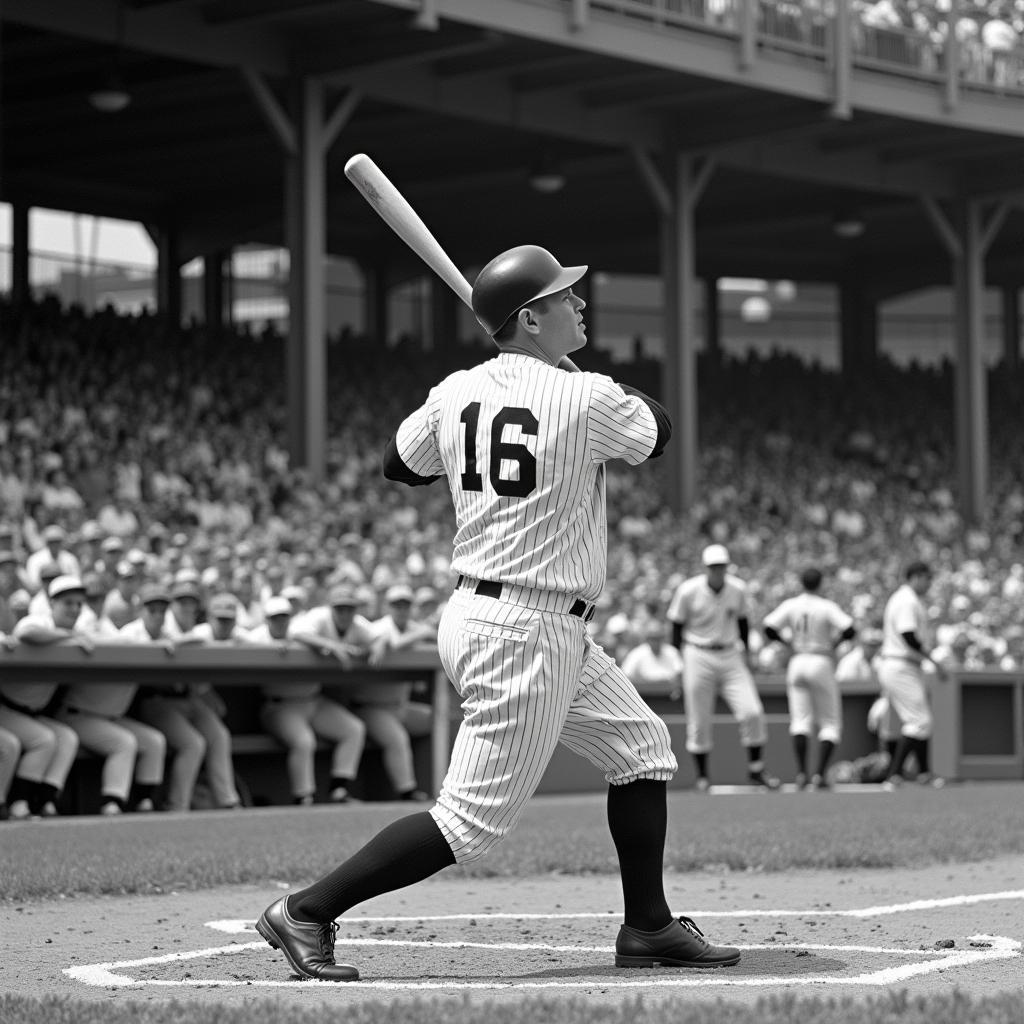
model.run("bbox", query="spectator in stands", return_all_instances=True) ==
[0,550,24,637]
[103,560,142,629]
[55,584,166,815]
[0,726,21,821]
[81,573,116,636]
[252,587,368,805]
[344,583,437,802]
[132,581,241,811]
[25,525,81,591]
[3,575,88,817]
[620,620,686,701]
[97,493,140,540]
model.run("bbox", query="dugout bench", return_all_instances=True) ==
[0,644,453,812]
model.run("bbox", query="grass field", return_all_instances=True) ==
[3,783,1023,902]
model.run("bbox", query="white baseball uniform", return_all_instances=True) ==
[878,584,933,740]
[666,574,766,754]
[391,352,676,863]
[763,593,852,744]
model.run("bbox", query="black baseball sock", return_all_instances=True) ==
[132,783,157,807]
[692,752,708,780]
[8,777,35,806]
[884,739,898,762]
[792,735,808,775]
[289,811,455,924]
[747,745,765,774]
[29,782,59,814]
[814,740,836,779]
[607,779,672,932]
[889,736,912,778]
[913,738,930,775]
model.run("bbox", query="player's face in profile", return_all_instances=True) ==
[537,287,587,355]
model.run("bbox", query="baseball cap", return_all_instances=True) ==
[264,595,293,618]
[701,544,730,567]
[43,524,65,543]
[49,575,85,599]
[139,583,172,606]
[9,588,31,613]
[101,536,124,553]
[126,548,148,567]
[147,522,167,538]
[385,583,415,604]
[82,573,107,598]
[208,593,238,619]
[171,580,202,602]
[80,520,103,542]
[115,559,138,578]
[174,568,201,585]
[328,583,360,607]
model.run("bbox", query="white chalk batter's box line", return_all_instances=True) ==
[63,889,1024,991]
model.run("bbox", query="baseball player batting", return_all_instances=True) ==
[762,567,856,790]
[666,544,780,791]
[255,244,740,980]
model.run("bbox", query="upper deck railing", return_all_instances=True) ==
[572,0,1024,108]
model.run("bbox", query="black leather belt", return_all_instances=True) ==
[456,575,595,622]
[688,642,730,651]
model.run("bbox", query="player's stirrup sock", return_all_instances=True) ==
[792,735,808,775]
[607,779,672,932]
[888,736,912,778]
[815,740,836,778]
[289,812,455,924]
[912,738,930,775]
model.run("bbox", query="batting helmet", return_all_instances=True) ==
[471,245,587,336]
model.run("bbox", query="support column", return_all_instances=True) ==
[11,202,30,307]
[661,154,714,512]
[952,200,988,524]
[431,275,458,349]
[839,278,878,376]
[155,225,182,328]
[242,68,361,480]
[920,195,1005,524]
[703,276,720,359]
[363,262,388,343]
[203,250,227,338]
[1001,284,1020,371]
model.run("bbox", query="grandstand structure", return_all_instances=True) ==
[3,0,1024,522]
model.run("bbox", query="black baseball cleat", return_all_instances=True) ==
[749,771,782,791]
[256,896,360,981]
[615,915,741,969]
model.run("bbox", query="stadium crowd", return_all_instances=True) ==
[1,295,1023,816]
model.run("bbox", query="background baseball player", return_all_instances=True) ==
[878,561,949,788]
[255,244,740,981]
[762,566,856,789]
[666,544,780,791]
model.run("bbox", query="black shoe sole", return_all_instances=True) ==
[255,914,360,982]
[615,951,741,969]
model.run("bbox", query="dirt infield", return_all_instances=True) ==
[4,854,1021,1009]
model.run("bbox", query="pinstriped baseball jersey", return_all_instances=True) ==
[762,594,853,655]
[394,352,658,601]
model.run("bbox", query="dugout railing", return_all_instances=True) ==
[2,647,1021,793]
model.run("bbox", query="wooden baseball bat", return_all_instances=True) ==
[343,153,473,310]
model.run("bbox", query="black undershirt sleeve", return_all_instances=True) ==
[763,625,784,645]
[901,630,924,653]
[382,435,441,487]
[738,617,750,650]
[620,384,672,459]
[837,625,857,646]
[671,621,684,649]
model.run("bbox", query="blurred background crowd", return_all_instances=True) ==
[3,295,1024,676]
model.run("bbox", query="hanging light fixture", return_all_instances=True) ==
[528,152,566,194]
[89,0,132,113]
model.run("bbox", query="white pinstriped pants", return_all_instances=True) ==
[877,657,932,740]
[785,653,842,744]
[431,589,677,864]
